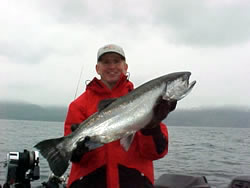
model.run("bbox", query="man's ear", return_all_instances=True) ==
[123,62,128,74]
[96,64,100,75]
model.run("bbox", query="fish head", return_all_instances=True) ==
[162,72,196,101]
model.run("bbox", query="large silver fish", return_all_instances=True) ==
[34,71,196,177]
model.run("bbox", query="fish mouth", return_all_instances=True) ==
[165,72,196,101]
[182,73,196,100]
[182,72,196,90]
[188,80,196,90]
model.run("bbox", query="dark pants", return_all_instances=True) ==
[70,165,153,188]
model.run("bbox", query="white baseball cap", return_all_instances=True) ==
[97,44,126,61]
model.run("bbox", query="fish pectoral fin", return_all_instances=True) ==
[98,98,117,111]
[120,134,135,151]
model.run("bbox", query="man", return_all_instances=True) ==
[64,44,177,188]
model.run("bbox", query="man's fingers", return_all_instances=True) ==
[168,100,177,112]
[71,124,79,132]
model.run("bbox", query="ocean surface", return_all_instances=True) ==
[0,119,249,188]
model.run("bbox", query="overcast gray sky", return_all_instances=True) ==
[1,0,250,109]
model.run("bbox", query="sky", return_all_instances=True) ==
[1,0,250,109]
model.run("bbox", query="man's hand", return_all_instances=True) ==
[70,136,90,163]
[144,98,177,129]
[71,123,80,132]
[70,124,90,163]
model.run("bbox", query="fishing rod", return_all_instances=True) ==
[74,64,84,100]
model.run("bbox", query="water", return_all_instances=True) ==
[0,119,250,187]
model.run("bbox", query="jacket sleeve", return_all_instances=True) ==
[64,102,87,136]
[137,123,169,160]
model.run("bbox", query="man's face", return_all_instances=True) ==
[96,53,128,88]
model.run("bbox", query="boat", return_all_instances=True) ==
[1,150,249,188]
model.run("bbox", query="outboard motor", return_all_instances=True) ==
[3,150,40,188]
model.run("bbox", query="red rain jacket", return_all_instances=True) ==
[64,74,169,188]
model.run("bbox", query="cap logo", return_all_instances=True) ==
[104,45,115,50]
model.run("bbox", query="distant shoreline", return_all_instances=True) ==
[0,101,249,128]
[0,118,64,123]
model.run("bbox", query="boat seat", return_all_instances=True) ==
[227,176,250,188]
[154,174,211,188]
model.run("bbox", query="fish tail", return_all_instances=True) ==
[34,137,71,177]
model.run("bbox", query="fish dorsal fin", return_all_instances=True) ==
[98,98,117,111]
[120,134,135,151]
